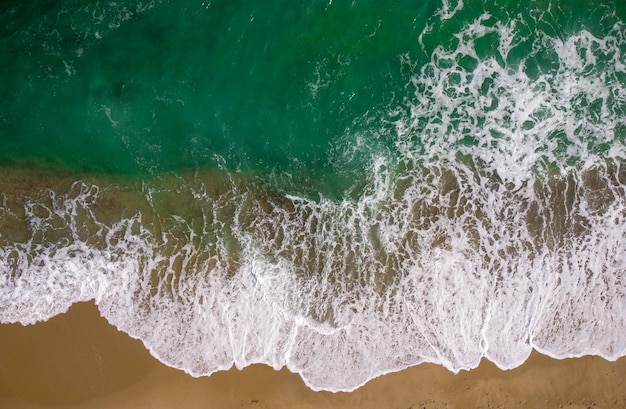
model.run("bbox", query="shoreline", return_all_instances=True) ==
[1,302,625,408]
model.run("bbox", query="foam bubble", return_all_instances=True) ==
[3,163,625,392]
[393,13,626,182]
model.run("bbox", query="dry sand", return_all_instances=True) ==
[1,302,625,409]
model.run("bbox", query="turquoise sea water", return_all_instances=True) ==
[2,0,435,196]
[1,0,626,391]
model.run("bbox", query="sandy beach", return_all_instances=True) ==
[0,302,624,409]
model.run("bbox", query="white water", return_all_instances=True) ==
[2,11,626,392]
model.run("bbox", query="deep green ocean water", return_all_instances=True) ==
[2,0,623,194]
[1,0,626,392]
[2,0,435,196]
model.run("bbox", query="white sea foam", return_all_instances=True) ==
[1,7,626,393]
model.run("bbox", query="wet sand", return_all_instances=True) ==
[1,302,625,409]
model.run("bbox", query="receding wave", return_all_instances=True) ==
[1,157,625,391]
